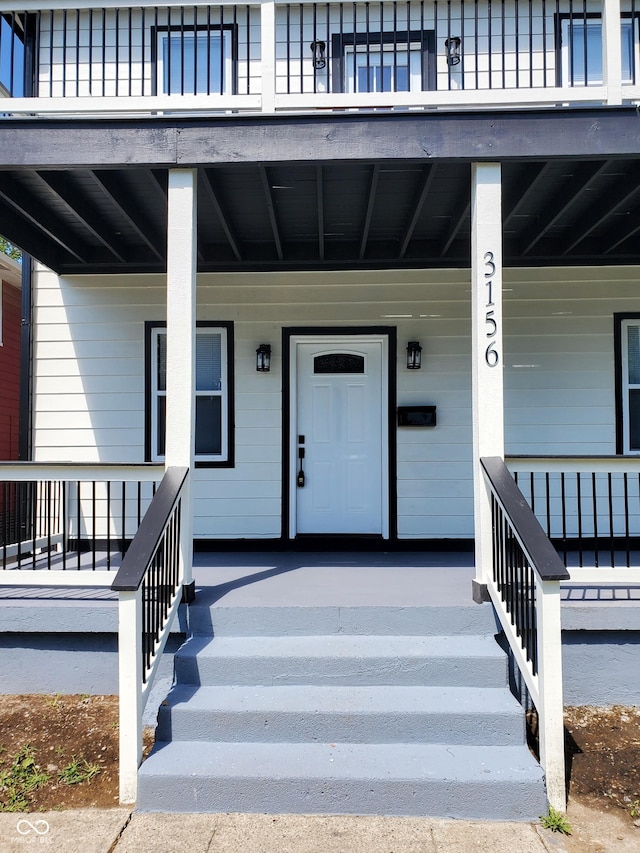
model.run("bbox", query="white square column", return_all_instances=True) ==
[165,168,197,589]
[471,163,504,596]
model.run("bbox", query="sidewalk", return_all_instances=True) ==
[0,810,569,853]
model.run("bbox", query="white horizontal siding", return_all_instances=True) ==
[31,264,640,539]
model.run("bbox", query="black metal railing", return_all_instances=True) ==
[2,1,638,111]
[111,466,188,681]
[511,460,640,568]
[0,475,159,571]
[481,456,569,674]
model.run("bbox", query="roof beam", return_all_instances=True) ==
[0,173,88,263]
[201,168,242,262]
[503,162,552,228]
[559,162,640,255]
[259,165,283,261]
[519,162,609,256]
[360,164,380,259]
[399,165,435,259]
[35,171,128,264]
[3,109,640,169]
[89,171,165,263]
[0,194,64,272]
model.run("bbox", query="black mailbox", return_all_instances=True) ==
[397,406,437,427]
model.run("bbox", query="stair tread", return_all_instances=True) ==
[140,740,543,782]
[178,633,504,659]
[163,683,522,714]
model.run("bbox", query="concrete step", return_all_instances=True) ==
[137,740,547,819]
[185,603,498,637]
[155,683,526,745]
[173,634,507,687]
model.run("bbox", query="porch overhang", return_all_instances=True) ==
[1,106,640,275]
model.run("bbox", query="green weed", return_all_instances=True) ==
[58,757,101,786]
[540,806,572,835]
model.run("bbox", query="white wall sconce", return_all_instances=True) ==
[406,341,422,370]
[310,40,326,70]
[256,344,271,372]
[445,37,461,66]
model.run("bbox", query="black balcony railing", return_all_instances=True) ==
[0,469,160,572]
[512,460,640,569]
[1,1,638,113]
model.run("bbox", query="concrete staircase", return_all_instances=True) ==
[138,601,547,818]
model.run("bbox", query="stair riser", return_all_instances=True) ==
[174,655,507,688]
[187,605,499,637]
[137,776,547,820]
[155,708,525,745]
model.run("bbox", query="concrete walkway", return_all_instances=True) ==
[0,810,569,853]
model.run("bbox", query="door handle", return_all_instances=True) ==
[297,447,305,487]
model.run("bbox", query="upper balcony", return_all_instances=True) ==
[1,0,639,118]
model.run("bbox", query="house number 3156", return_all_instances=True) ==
[483,251,499,367]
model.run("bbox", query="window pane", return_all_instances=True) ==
[156,396,166,457]
[157,333,167,392]
[570,23,602,84]
[163,32,224,94]
[196,333,222,391]
[628,326,640,384]
[195,396,222,455]
[629,390,640,450]
[568,21,634,85]
[622,22,633,83]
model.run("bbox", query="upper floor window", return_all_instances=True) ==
[156,27,234,95]
[146,322,234,466]
[616,317,640,454]
[332,31,435,94]
[561,17,637,85]
[0,15,25,97]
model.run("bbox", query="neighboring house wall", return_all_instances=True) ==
[0,260,21,461]
[31,264,640,539]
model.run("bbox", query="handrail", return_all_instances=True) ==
[112,464,189,804]
[481,457,570,582]
[480,455,568,812]
[111,466,188,592]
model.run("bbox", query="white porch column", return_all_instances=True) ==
[166,169,197,591]
[471,163,504,597]
[603,0,623,106]
[261,1,276,113]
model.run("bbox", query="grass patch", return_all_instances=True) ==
[0,745,50,812]
[58,758,101,786]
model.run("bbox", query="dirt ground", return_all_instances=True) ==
[0,695,638,847]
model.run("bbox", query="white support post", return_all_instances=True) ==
[603,0,623,105]
[471,163,504,596]
[118,589,143,804]
[261,1,276,113]
[536,580,567,812]
[165,169,197,592]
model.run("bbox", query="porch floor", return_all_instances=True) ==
[190,551,476,608]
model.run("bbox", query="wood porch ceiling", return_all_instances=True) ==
[1,112,640,275]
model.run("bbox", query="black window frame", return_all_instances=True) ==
[331,30,436,94]
[555,12,639,87]
[144,320,235,469]
[151,23,238,96]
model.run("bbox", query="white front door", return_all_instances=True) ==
[290,335,388,537]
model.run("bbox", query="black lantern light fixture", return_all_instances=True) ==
[406,341,422,370]
[256,344,271,372]
[445,36,461,66]
[310,39,326,70]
